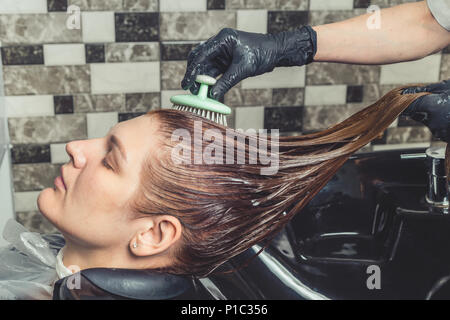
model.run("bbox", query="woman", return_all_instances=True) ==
[0,81,448,299]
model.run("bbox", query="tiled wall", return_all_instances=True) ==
[0,0,448,233]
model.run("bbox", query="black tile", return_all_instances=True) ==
[370,129,387,145]
[11,144,51,164]
[268,11,309,34]
[115,12,159,42]
[346,85,364,103]
[47,0,68,12]
[85,44,105,63]
[207,0,225,10]
[54,95,74,114]
[161,42,200,61]
[264,106,303,132]
[119,112,146,122]
[1,45,44,65]
[443,45,450,54]
[353,0,371,8]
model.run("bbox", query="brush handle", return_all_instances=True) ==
[196,75,217,100]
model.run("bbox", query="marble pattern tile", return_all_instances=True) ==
[272,88,304,106]
[208,0,226,9]
[54,95,74,114]
[0,14,82,45]
[13,163,61,191]
[8,114,87,144]
[123,0,158,11]
[241,66,305,88]
[226,0,308,10]
[82,12,116,43]
[161,42,200,61]
[11,144,51,164]
[74,94,124,112]
[160,0,207,12]
[68,0,122,10]
[267,11,309,33]
[125,92,161,112]
[386,126,432,144]
[3,65,90,95]
[161,61,187,90]
[440,54,450,81]
[90,62,160,94]
[302,103,366,131]
[306,63,380,85]
[309,0,354,11]
[0,0,47,14]
[14,191,40,212]
[1,45,44,65]
[86,112,118,138]
[264,106,303,132]
[115,12,159,42]
[160,12,236,41]
[85,44,105,63]
[380,54,441,84]
[43,43,86,66]
[224,88,272,107]
[106,42,159,62]
[16,211,59,234]
[304,84,347,105]
[48,0,68,12]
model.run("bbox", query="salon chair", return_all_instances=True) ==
[48,235,200,300]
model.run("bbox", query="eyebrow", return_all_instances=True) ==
[109,134,128,163]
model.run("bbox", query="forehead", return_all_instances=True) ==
[111,114,160,162]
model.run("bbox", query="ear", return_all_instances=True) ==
[129,215,182,257]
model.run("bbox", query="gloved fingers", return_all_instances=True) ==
[402,79,450,95]
[210,63,247,101]
[182,33,230,91]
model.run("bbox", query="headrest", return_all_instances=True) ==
[53,268,194,300]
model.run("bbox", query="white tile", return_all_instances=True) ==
[87,112,118,139]
[14,191,40,212]
[380,53,442,84]
[82,12,115,43]
[237,10,267,33]
[0,0,47,13]
[235,106,265,130]
[44,44,86,66]
[5,95,54,118]
[50,143,70,164]
[0,151,14,247]
[91,62,160,94]
[304,85,347,105]
[372,142,431,151]
[241,66,305,89]
[309,0,354,10]
[161,90,190,109]
[160,0,207,12]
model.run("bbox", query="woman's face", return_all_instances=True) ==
[38,114,160,249]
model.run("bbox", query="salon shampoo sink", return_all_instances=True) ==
[197,146,450,300]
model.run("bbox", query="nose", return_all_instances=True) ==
[65,140,87,168]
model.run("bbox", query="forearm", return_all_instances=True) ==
[312,1,450,65]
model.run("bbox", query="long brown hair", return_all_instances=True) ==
[129,84,431,278]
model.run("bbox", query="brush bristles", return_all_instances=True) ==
[172,104,228,126]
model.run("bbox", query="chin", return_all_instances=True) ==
[37,187,60,227]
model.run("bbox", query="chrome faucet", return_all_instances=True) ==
[400,143,449,213]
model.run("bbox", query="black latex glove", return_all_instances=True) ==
[181,26,317,101]
[401,79,450,142]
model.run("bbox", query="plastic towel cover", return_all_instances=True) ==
[0,219,63,300]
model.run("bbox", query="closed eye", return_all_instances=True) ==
[102,157,113,171]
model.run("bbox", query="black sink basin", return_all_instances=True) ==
[196,147,450,300]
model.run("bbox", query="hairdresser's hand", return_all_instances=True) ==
[401,79,450,142]
[181,26,317,101]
